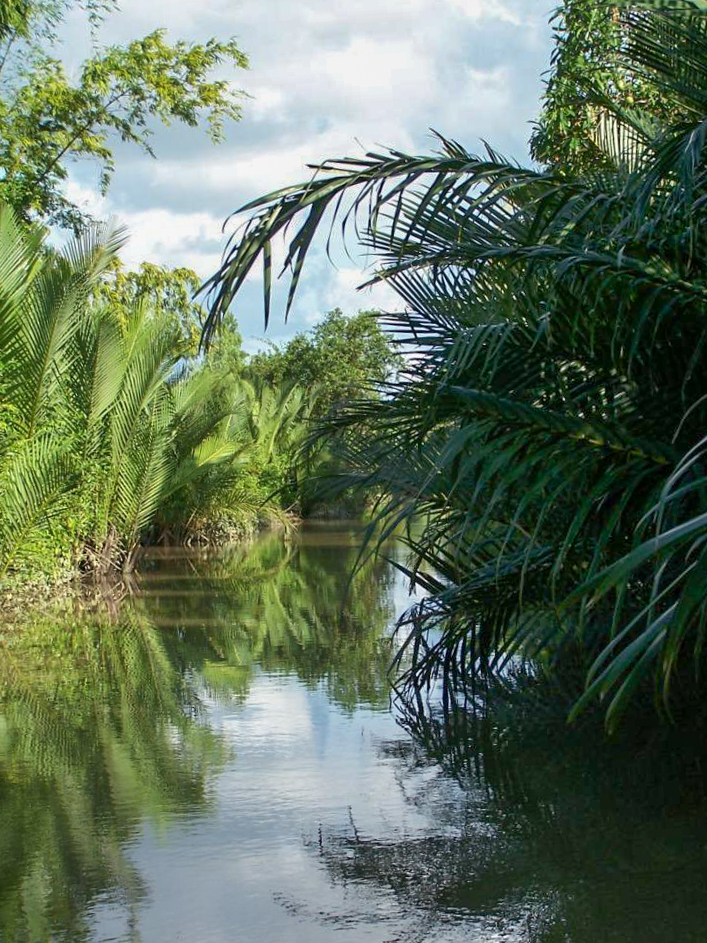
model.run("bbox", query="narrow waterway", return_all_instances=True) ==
[1,525,707,942]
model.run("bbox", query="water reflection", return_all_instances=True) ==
[313,682,707,942]
[2,528,707,942]
[0,610,227,943]
[0,528,396,942]
[134,527,396,710]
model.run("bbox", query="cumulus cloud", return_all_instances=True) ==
[63,0,552,344]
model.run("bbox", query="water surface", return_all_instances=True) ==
[1,525,707,942]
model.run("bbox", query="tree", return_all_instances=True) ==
[201,2,707,727]
[530,0,691,175]
[248,308,400,416]
[95,260,203,355]
[95,259,247,368]
[246,308,401,514]
[0,1,248,230]
[204,311,246,377]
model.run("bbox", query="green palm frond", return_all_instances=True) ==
[201,3,707,725]
[200,145,561,341]
[97,304,181,545]
[4,218,127,440]
[0,205,128,578]
[0,435,73,576]
[111,387,176,547]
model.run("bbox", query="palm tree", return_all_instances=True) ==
[201,3,707,726]
[0,204,307,580]
[0,205,126,576]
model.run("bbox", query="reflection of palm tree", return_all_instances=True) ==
[136,529,397,711]
[0,608,227,943]
[0,536,398,943]
[0,527,400,940]
[310,685,707,943]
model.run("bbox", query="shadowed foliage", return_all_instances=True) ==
[201,0,707,727]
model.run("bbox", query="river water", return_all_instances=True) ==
[1,525,707,942]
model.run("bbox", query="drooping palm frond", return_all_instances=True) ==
[200,144,569,341]
[0,434,73,576]
[202,4,707,725]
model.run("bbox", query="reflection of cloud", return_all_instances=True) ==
[226,679,314,747]
[121,667,444,940]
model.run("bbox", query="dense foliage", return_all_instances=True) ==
[247,308,401,514]
[248,308,399,416]
[0,207,324,584]
[0,0,404,590]
[529,0,686,174]
[203,0,707,727]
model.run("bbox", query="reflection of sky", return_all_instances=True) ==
[94,677,451,943]
[87,558,487,943]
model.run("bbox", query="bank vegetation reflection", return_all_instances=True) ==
[0,530,395,942]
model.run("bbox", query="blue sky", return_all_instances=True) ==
[64,0,554,352]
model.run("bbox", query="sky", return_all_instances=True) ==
[64,0,554,352]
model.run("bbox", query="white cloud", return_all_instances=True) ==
[64,178,225,275]
[60,0,552,343]
[444,0,523,25]
[323,267,401,320]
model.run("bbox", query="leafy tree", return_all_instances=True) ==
[95,260,247,367]
[248,308,400,415]
[0,0,29,38]
[246,308,401,515]
[0,0,248,229]
[96,260,205,355]
[530,0,691,175]
[204,311,246,376]
[202,2,707,727]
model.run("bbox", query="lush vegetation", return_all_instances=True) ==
[0,0,398,593]
[0,204,399,585]
[248,308,401,515]
[7,0,707,733]
[202,0,707,728]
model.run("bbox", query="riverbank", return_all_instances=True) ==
[0,507,298,617]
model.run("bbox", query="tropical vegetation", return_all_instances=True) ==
[202,0,707,728]
[0,205,326,585]
[0,0,400,593]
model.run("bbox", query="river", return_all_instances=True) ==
[1,524,706,942]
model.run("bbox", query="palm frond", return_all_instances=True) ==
[199,1,707,725]
[0,435,74,577]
